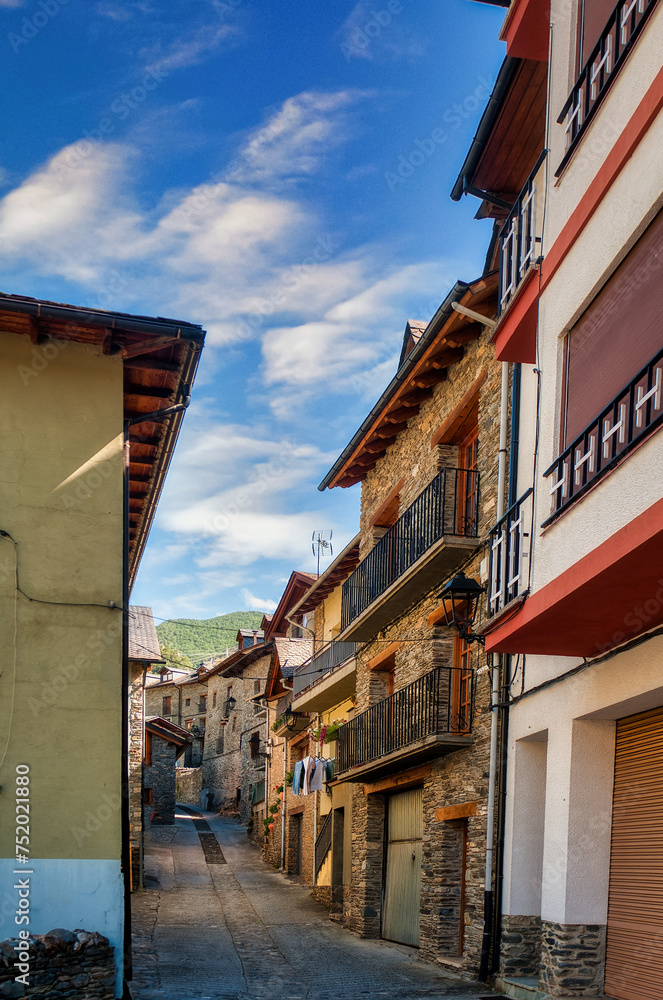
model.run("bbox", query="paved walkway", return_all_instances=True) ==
[130,806,503,1000]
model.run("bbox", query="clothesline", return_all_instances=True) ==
[291,756,334,795]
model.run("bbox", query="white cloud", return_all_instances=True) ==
[226,90,374,187]
[338,1,426,63]
[241,589,277,613]
[142,24,237,75]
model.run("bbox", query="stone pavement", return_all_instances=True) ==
[130,805,504,1000]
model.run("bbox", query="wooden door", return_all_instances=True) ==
[452,636,473,734]
[604,707,663,1000]
[457,427,478,536]
[382,787,423,947]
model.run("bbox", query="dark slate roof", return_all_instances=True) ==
[274,638,313,678]
[128,606,165,663]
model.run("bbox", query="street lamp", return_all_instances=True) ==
[439,571,485,645]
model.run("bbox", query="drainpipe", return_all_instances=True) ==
[479,361,510,982]
[281,738,287,869]
[121,423,132,986]
[313,789,318,886]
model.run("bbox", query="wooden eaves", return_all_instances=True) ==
[318,273,498,491]
[0,292,205,588]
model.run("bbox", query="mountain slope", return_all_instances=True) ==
[155,610,265,665]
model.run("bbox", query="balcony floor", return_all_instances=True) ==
[339,534,477,641]
[335,731,473,783]
[291,658,356,714]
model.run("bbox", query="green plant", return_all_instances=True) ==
[285,770,294,786]
[272,717,283,732]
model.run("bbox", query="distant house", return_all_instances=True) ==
[145,667,208,766]
[128,606,165,890]
[143,718,193,826]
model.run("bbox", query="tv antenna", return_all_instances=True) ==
[312,529,333,577]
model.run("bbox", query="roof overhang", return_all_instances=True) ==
[0,292,205,588]
[319,274,498,491]
[264,570,317,638]
[450,57,547,217]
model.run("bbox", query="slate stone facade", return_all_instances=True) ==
[500,914,543,978]
[333,319,504,976]
[144,734,178,825]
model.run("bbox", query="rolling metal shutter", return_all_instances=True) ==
[604,707,663,1000]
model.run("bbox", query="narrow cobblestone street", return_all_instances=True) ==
[130,807,503,1000]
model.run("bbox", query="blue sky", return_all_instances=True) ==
[0,0,506,621]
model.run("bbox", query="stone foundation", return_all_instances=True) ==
[539,921,606,997]
[500,914,542,978]
[310,885,333,909]
[0,928,115,999]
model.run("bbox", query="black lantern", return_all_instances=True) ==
[223,695,237,718]
[440,571,485,644]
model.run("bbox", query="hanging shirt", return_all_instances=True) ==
[292,760,304,795]
[309,759,325,792]
[301,756,314,795]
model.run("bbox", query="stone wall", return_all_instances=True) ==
[145,735,177,825]
[0,929,115,999]
[500,914,542,978]
[175,766,202,806]
[539,922,606,997]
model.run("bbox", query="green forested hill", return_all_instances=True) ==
[155,610,264,666]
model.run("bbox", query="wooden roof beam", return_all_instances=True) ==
[400,388,434,406]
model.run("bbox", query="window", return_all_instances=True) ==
[216,730,224,755]
[144,731,152,767]
[577,0,615,69]
[563,209,663,448]
[144,788,153,805]
[213,691,217,708]
[249,733,260,760]
[452,637,473,734]
[199,695,207,712]
[162,695,171,715]
[185,698,190,707]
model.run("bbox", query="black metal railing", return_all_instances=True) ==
[498,151,546,316]
[314,811,333,877]
[292,641,358,699]
[337,666,474,773]
[557,0,658,175]
[488,489,533,616]
[543,346,663,522]
[341,467,479,630]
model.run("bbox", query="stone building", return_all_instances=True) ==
[145,667,208,766]
[143,717,192,825]
[317,274,505,976]
[201,600,312,834]
[284,536,361,912]
[458,2,663,998]
[128,606,165,890]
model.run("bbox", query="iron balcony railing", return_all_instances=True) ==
[337,666,474,773]
[488,488,533,616]
[544,346,663,522]
[557,0,658,176]
[498,151,546,316]
[292,641,357,699]
[341,467,480,630]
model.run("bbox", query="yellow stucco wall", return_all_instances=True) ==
[0,334,124,860]
[322,587,342,642]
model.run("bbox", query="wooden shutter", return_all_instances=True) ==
[564,209,663,446]
[604,707,663,1000]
